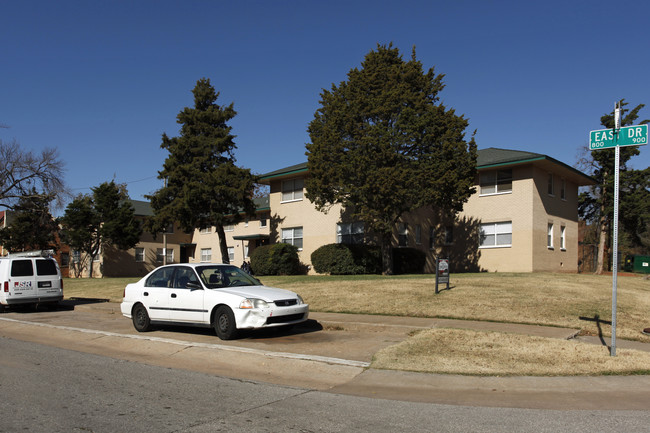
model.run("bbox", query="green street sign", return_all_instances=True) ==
[589,124,648,150]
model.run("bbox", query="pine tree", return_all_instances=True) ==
[147,78,256,264]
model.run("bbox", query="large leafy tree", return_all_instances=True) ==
[146,78,256,264]
[306,44,477,274]
[60,181,142,277]
[0,190,59,252]
[578,100,649,273]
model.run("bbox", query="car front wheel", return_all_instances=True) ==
[132,304,152,332]
[214,306,238,340]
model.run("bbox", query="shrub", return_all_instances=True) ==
[392,248,426,274]
[311,244,362,275]
[250,243,303,275]
[311,244,382,275]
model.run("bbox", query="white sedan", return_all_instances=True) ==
[121,263,309,340]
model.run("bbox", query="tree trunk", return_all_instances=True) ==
[215,224,230,264]
[381,232,393,275]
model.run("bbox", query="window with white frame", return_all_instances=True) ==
[548,173,554,196]
[135,247,145,262]
[224,224,235,232]
[398,223,408,247]
[199,227,212,234]
[201,248,212,262]
[337,222,364,244]
[156,248,173,263]
[547,223,554,249]
[260,212,269,227]
[480,222,512,248]
[282,227,303,249]
[560,225,566,250]
[228,247,235,262]
[480,169,512,195]
[281,178,304,202]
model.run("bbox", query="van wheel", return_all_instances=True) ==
[132,304,152,332]
[214,306,238,340]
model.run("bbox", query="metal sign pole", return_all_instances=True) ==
[611,102,621,357]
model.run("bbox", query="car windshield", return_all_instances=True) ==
[196,265,261,289]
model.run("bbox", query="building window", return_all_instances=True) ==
[560,178,566,200]
[429,227,435,250]
[560,225,566,250]
[282,227,303,249]
[480,222,512,248]
[228,247,235,262]
[135,247,145,262]
[282,178,304,202]
[415,225,422,245]
[337,222,364,244]
[72,250,81,263]
[548,173,554,196]
[201,248,212,262]
[200,227,212,234]
[224,224,235,232]
[444,226,454,245]
[61,252,70,267]
[547,223,554,249]
[480,169,512,195]
[156,248,173,263]
[260,212,269,227]
[398,223,408,247]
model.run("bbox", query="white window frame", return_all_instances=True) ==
[480,169,513,196]
[560,225,566,250]
[156,248,173,263]
[281,178,304,203]
[135,247,145,262]
[479,221,512,248]
[282,227,303,250]
[228,247,235,262]
[547,223,554,249]
[337,222,364,245]
[223,224,235,232]
[200,248,212,262]
[548,173,555,196]
[260,212,269,228]
[199,227,212,234]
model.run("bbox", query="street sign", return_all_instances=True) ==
[589,124,648,150]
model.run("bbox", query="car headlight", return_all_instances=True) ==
[297,295,304,305]
[239,298,269,309]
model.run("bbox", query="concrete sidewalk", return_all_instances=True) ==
[4,301,650,410]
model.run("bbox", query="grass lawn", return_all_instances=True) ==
[63,272,650,375]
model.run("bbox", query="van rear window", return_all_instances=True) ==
[11,260,34,277]
[36,259,58,276]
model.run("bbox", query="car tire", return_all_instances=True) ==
[214,306,238,340]
[132,304,152,332]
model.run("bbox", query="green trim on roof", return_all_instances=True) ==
[259,162,308,181]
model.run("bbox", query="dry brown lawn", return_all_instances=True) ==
[64,272,650,376]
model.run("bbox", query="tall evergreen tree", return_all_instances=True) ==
[60,181,142,277]
[0,190,59,252]
[306,44,477,274]
[146,78,256,264]
[579,100,649,273]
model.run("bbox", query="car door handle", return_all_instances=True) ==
[171,293,177,298]
[144,292,149,296]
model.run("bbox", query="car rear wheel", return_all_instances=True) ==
[132,304,152,332]
[214,306,238,340]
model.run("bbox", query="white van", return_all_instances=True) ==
[0,250,63,308]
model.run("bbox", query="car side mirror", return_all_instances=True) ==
[186,281,202,291]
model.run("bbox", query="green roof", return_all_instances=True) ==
[260,147,594,186]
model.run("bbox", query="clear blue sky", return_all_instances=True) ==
[2,0,649,204]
